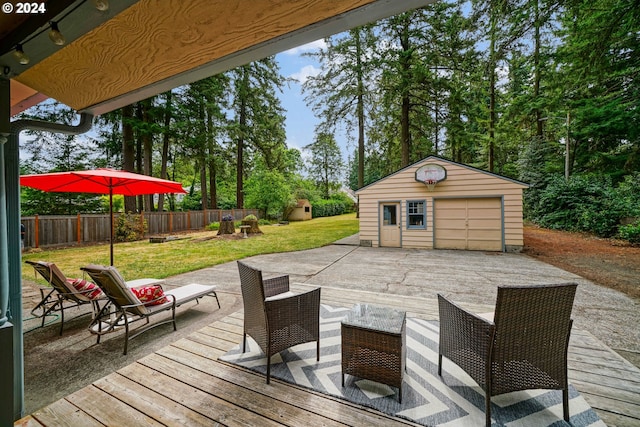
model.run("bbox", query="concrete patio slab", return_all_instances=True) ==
[169,237,639,358]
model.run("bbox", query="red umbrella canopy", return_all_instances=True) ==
[20,169,186,266]
[20,169,186,196]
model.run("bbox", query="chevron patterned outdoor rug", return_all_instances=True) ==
[220,305,605,426]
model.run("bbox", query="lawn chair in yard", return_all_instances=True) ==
[237,261,321,383]
[437,283,578,427]
[25,260,106,335]
[81,264,220,355]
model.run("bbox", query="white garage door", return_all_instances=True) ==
[434,198,503,251]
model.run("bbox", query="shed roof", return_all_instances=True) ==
[355,155,529,194]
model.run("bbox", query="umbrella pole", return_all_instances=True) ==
[109,186,114,266]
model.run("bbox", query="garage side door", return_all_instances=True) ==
[434,198,503,251]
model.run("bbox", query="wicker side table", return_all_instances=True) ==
[341,303,406,402]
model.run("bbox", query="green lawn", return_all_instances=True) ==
[22,213,359,285]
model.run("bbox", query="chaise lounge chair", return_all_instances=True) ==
[81,264,220,355]
[26,260,106,335]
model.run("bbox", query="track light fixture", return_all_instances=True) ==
[11,0,110,69]
[93,0,109,11]
[48,22,66,46]
[13,44,30,65]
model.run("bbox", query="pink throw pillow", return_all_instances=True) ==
[67,278,103,300]
[131,285,168,306]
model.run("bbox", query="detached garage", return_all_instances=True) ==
[355,156,529,252]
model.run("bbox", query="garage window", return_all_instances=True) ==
[407,200,426,229]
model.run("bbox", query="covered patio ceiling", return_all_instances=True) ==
[2,0,435,117]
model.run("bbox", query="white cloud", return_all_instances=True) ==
[289,65,321,84]
[282,39,327,55]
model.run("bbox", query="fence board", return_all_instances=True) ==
[21,209,258,250]
[82,214,110,244]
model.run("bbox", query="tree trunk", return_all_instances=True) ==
[236,66,249,209]
[198,97,208,209]
[533,0,543,139]
[399,17,411,167]
[122,104,137,213]
[488,4,497,173]
[135,103,144,211]
[158,91,172,212]
[355,29,365,189]
[207,104,218,209]
[217,220,235,235]
[434,91,439,154]
[142,99,153,211]
[489,66,496,173]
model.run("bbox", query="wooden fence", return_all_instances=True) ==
[21,209,259,250]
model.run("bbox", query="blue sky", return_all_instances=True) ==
[275,40,351,164]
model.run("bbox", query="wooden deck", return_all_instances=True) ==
[16,285,640,426]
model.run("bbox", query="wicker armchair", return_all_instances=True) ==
[437,283,578,427]
[237,261,321,383]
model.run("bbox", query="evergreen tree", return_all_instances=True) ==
[305,132,344,199]
[372,2,483,169]
[227,57,287,208]
[19,103,103,215]
[302,26,377,188]
[553,0,640,177]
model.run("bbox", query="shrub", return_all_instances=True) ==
[618,221,640,245]
[330,192,357,212]
[526,172,640,241]
[311,193,357,218]
[179,191,202,211]
[313,199,346,218]
[244,214,258,221]
[114,212,146,242]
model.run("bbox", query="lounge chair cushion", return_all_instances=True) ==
[264,291,296,301]
[66,278,104,300]
[131,285,168,306]
[164,283,217,306]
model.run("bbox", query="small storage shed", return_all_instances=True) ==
[288,199,312,221]
[356,156,529,252]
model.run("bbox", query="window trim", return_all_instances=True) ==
[406,199,426,230]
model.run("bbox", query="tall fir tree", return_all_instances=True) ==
[304,132,344,199]
[228,57,287,208]
[303,25,377,189]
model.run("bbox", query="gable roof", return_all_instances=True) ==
[355,155,529,193]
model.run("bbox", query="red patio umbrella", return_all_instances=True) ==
[20,169,186,265]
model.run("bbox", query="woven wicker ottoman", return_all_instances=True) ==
[341,303,406,402]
